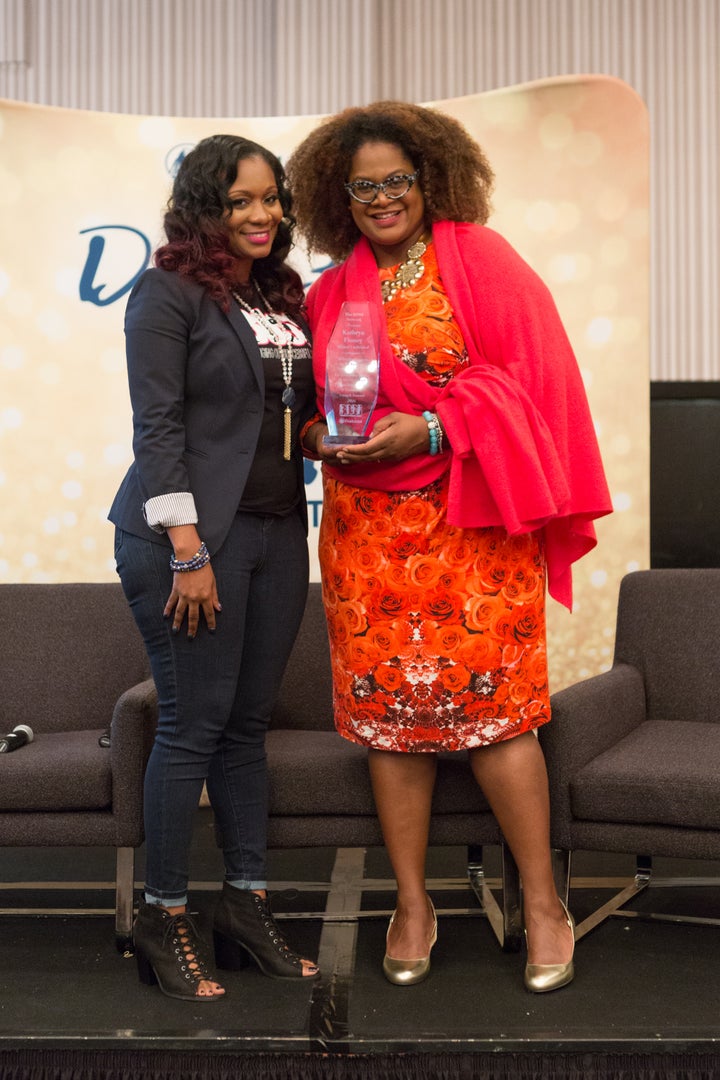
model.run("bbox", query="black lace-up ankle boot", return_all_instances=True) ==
[213,883,319,980]
[133,902,221,1001]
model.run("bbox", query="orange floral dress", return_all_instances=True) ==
[318,242,550,752]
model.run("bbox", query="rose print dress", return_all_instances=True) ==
[318,242,550,752]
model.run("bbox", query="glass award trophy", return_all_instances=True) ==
[323,301,380,445]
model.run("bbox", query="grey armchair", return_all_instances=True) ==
[540,568,720,938]
[0,582,154,946]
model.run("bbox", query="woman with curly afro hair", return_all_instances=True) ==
[287,102,611,993]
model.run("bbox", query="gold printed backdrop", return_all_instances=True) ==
[0,78,649,689]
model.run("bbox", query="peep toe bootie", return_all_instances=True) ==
[524,899,575,993]
[133,902,221,1002]
[213,883,319,980]
[383,900,438,987]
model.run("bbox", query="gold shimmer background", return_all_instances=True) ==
[0,77,649,690]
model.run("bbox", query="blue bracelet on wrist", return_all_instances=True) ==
[422,411,443,456]
[170,540,210,573]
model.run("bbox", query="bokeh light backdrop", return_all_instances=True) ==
[0,76,649,690]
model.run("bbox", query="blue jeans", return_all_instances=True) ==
[114,510,309,906]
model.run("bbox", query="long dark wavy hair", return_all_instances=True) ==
[286,101,495,263]
[155,134,304,315]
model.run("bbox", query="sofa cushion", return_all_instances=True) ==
[570,720,720,830]
[0,730,112,811]
[267,730,374,816]
[266,731,491,817]
[1,582,149,734]
[269,585,334,733]
[434,752,493,814]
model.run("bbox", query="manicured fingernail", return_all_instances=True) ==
[171,625,179,634]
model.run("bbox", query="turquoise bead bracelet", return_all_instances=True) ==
[422,411,443,456]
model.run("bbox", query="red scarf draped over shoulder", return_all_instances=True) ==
[306,220,612,610]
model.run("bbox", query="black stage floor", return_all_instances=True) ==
[2,809,720,1080]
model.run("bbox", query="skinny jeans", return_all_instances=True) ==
[114,509,309,906]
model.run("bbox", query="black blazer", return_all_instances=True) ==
[109,268,313,552]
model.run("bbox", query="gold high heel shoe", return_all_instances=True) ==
[382,899,438,986]
[524,898,575,993]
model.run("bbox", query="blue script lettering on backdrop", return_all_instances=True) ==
[79,225,152,307]
[165,143,196,177]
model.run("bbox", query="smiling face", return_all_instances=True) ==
[346,141,427,268]
[224,154,284,281]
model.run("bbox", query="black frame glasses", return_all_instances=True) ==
[344,171,419,204]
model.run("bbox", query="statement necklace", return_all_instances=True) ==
[233,279,295,460]
[380,235,429,304]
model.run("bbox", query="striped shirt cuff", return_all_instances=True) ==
[143,492,199,533]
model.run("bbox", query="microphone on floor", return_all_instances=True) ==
[0,724,34,753]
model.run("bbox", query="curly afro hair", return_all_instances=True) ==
[286,101,494,263]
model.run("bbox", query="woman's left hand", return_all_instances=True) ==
[335,412,430,465]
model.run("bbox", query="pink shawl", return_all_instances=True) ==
[306,220,612,609]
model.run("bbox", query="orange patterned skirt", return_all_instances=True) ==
[319,473,551,752]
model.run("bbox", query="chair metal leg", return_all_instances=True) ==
[115,846,136,953]
[552,847,572,906]
[467,842,523,952]
[500,843,523,952]
[574,852,653,941]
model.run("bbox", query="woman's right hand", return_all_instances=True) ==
[164,562,221,638]
[305,420,345,464]
[165,525,221,638]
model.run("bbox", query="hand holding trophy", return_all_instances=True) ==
[323,301,380,445]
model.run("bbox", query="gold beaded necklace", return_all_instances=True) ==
[380,236,429,304]
[233,279,295,460]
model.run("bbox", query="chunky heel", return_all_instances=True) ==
[213,929,252,971]
[213,883,319,980]
[132,902,222,1002]
[134,945,158,987]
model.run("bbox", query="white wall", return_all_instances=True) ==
[1,0,718,381]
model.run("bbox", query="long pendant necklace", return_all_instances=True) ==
[233,279,295,460]
[380,235,429,304]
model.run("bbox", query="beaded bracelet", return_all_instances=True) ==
[169,540,210,573]
[422,411,443,456]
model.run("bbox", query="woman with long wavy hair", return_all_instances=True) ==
[110,134,319,1001]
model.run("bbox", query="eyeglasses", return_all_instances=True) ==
[344,171,419,204]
